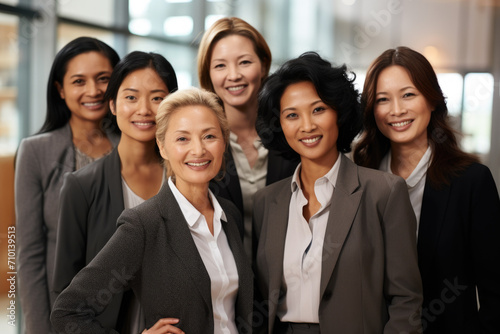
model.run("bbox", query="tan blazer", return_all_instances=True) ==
[253,155,423,334]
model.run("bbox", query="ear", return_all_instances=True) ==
[157,138,168,161]
[110,100,116,115]
[55,81,65,99]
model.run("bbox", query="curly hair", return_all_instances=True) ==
[256,51,362,160]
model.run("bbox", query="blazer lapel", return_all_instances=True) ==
[320,155,362,297]
[104,148,125,218]
[156,184,212,310]
[417,181,451,273]
[265,183,292,317]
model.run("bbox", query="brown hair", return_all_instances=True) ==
[197,17,272,93]
[156,88,229,179]
[353,46,478,187]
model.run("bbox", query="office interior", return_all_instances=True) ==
[0,0,499,312]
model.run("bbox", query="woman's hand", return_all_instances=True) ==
[141,318,184,334]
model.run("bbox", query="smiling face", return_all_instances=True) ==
[374,65,433,150]
[56,51,113,123]
[209,34,265,111]
[280,81,339,168]
[158,105,226,190]
[111,68,169,144]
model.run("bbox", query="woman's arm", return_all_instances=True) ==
[50,209,145,333]
[382,177,423,334]
[52,172,90,295]
[15,139,53,333]
[469,165,500,334]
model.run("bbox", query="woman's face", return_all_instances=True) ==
[209,34,265,110]
[57,51,113,123]
[159,105,226,189]
[280,81,339,167]
[111,68,169,144]
[374,65,433,149]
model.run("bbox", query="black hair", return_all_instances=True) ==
[256,51,362,160]
[38,37,120,134]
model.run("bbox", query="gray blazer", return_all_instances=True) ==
[253,155,423,334]
[14,123,119,334]
[53,148,126,330]
[51,183,253,333]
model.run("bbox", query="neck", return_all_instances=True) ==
[390,141,428,179]
[224,101,258,136]
[117,138,159,168]
[69,117,104,140]
[174,179,212,212]
[299,152,340,191]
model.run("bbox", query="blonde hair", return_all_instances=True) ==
[156,87,229,179]
[197,17,272,93]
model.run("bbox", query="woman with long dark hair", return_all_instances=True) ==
[15,36,119,334]
[354,46,500,333]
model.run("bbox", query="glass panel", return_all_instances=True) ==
[0,13,19,156]
[128,36,195,89]
[57,23,115,51]
[462,73,494,155]
[0,0,19,5]
[58,0,115,27]
[437,73,463,117]
[164,16,193,36]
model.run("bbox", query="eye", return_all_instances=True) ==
[240,60,252,65]
[284,112,298,119]
[403,92,415,98]
[312,106,326,113]
[98,76,110,83]
[176,137,188,142]
[376,97,388,104]
[72,79,84,85]
[204,134,216,140]
[152,96,164,102]
[125,95,136,101]
[213,63,225,69]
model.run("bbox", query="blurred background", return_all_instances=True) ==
[0,0,499,331]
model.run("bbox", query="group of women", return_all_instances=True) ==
[14,16,500,334]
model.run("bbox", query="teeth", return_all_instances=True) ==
[228,86,244,91]
[134,122,153,126]
[187,161,209,167]
[301,136,321,144]
[391,120,412,127]
[83,102,102,106]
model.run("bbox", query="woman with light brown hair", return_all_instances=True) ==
[197,17,298,256]
[354,46,500,334]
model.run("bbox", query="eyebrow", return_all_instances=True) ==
[281,99,323,114]
[69,71,111,79]
[211,53,255,63]
[376,86,415,95]
[174,126,218,134]
[122,88,168,94]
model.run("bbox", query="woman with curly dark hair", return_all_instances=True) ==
[353,46,500,334]
[253,52,423,334]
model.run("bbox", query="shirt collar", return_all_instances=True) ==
[168,177,226,228]
[290,153,342,192]
[381,146,432,188]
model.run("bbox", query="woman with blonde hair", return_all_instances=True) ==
[51,87,253,334]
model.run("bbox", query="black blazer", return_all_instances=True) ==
[51,183,253,334]
[210,148,298,236]
[417,163,500,334]
[53,148,126,330]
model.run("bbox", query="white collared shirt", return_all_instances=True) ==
[379,146,432,232]
[278,154,341,323]
[229,132,268,258]
[168,178,239,334]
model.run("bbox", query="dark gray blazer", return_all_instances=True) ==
[51,183,253,334]
[253,155,423,334]
[53,148,125,330]
[14,123,119,334]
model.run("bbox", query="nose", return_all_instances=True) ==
[300,114,317,133]
[136,99,152,116]
[86,80,103,97]
[390,99,407,116]
[191,138,206,156]
[227,64,241,81]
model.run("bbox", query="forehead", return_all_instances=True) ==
[167,105,220,130]
[376,65,414,90]
[65,51,111,76]
[211,34,258,59]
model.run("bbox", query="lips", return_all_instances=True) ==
[82,101,104,110]
[390,120,413,127]
[300,135,321,144]
[186,161,210,167]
